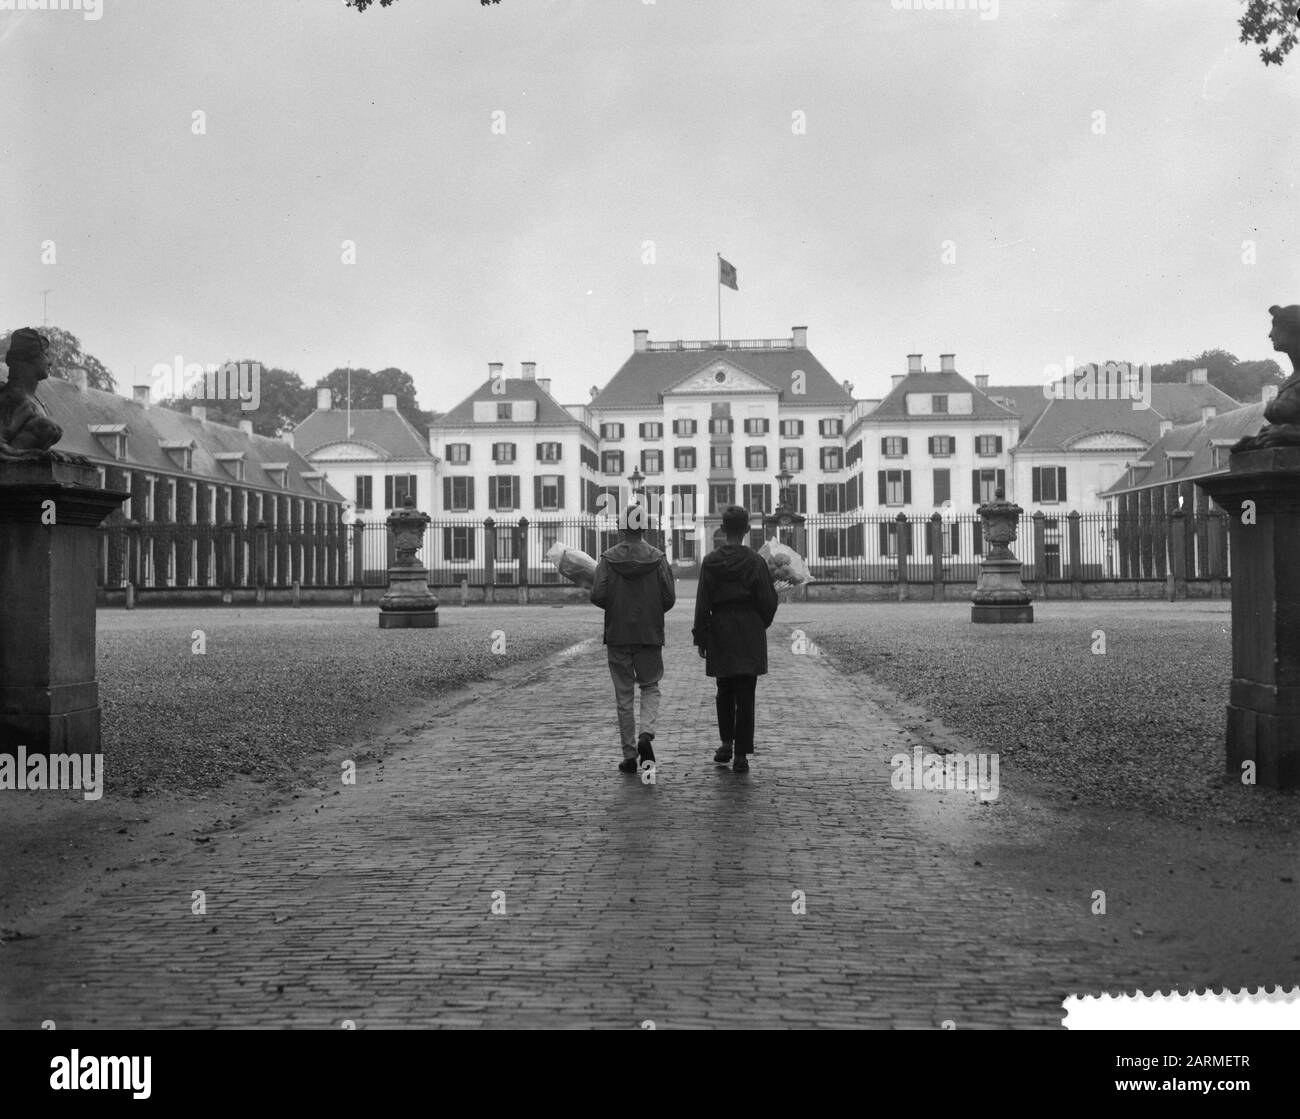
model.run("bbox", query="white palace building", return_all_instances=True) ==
[301,325,1240,578]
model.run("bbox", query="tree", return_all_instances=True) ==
[0,325,116,392]
[1238,0,1298,66]
[1150,348,1284,403]
[316,366,433,432]
[157,362,313,438]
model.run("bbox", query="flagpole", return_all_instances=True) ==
[716,252,721,341]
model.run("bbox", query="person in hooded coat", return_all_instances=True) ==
[692,505,779,773]
[590,502,676,774]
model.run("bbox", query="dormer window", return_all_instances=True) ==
[263,462,290,488]
[1165,451,1193,480]
[161,439,195,472]
[88,424,127,461]
[302,471,327,495]
[215,452,245,483]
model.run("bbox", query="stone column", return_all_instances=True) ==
[895,512,909,603]
[1032,510,1050,597]
[1067,511,1083,599]
[1167,508,1187,602]
[930,512,944,602]
[351,518,365,590]
[0,460,127,754]
[1200,447,1300,787]
[483,516,496,604]
[517,516,529,605]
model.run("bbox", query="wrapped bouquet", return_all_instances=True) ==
[545,541,598,588]
[758,538,813,592]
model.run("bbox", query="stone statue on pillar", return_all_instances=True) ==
[0,327,85,464]
[1,329,126,757]
[1231,305,1300,453]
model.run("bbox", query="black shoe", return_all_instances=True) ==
[619,757,638,774]
[637,733,656,765]
[714,743,733,764]
[733,754,749,774]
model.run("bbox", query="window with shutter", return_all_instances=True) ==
[902,472,911,504]
[1058,468,1067,502]
[933,469,950,506]
[443,478,451,510]
[878,471,887,505]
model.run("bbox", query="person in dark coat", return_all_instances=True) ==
[590,502,677,774]
[692,505,779,773]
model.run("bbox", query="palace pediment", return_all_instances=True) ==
[663,359,780,395]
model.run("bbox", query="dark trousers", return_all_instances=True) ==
[715,675,758,754]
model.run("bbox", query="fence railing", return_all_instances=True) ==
[97,510,1231,591]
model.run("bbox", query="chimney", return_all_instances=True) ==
[1263,384,1280,404]
[589,385,599,400]
[975,374,989,390]
[382,393,398,410]
[792,325,808,348]
[1190,367,1208,385]
[282,428,294,449]
[522,362,536,381]
[191,405,207,421]
[133,385,151,406]
[940,353,956,373]
[69,367,88,390]
[891,374,905,389]
[633,329,649,352]
[1201,405,1216,423]
[317,387,332,411]
[238,419,253,435]
[489,361,504,383]
[537,377,552,395]
[906,354,922,373]
[1159,420,1173,437]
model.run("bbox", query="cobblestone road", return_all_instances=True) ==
[1,610,1162,1029]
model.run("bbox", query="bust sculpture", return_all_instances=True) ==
[1232,304,1300,453]
[0,327,73,462]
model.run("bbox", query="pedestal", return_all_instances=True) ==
[1199,447,1300,788]
[971,558,1035,623]
[0,459,128,755]
[971,491,1034,624]
[378,565,439,628]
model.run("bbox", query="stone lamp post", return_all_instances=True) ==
[971,488,1034,623]
[378,495,439,628]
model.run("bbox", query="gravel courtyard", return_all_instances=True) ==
[96,605,600,796]
[791,598,1298,829]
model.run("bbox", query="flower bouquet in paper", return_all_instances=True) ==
[545,541,598,588]
[758,538,813,592]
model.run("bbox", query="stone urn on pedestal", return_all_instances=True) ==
[378,496,439,628]
[971,488,1034,623]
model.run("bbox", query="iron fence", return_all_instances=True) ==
[97,509,1231,591]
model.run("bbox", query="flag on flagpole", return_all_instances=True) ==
[718,257,738,291]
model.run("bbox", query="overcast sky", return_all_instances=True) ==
[2,0,1296,412]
